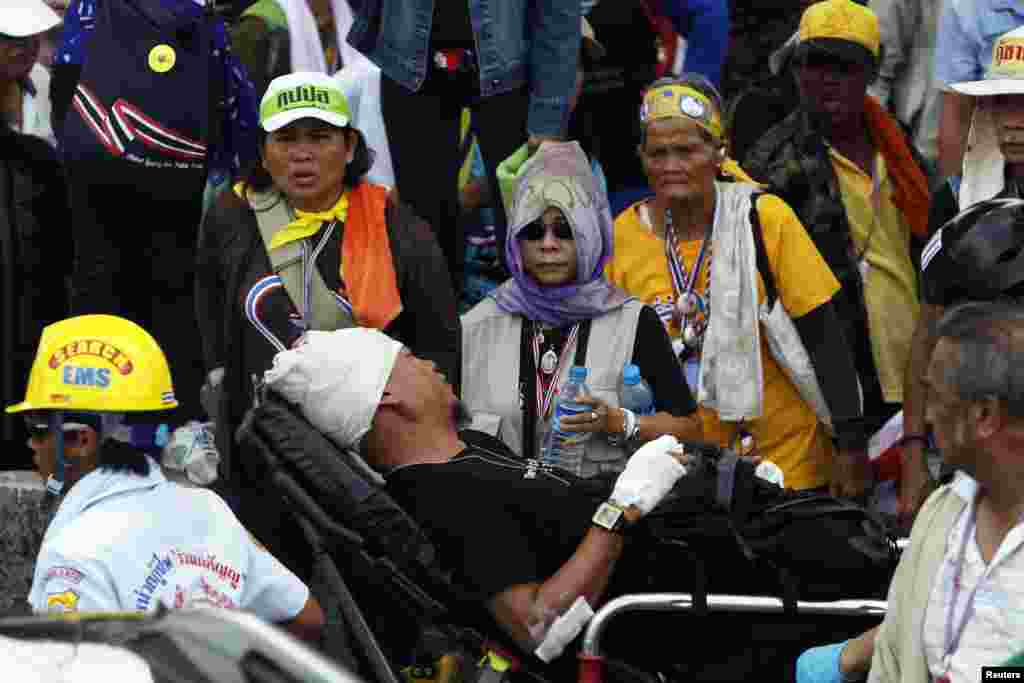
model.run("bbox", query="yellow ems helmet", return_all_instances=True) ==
[6,315,178,414]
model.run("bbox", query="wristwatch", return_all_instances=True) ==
[592,500,630,533]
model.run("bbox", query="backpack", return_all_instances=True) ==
[637,446,899,606]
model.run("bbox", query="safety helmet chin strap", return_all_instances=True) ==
[45,411,65,497]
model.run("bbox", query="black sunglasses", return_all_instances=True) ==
[23,415,83,440]
[23,416,52,440]
[518,219,574,241]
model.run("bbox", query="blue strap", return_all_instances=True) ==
[46,411,66,496]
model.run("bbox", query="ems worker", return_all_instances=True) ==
[9,314,324,643]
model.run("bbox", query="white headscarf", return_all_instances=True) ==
[276,0,365,74]
[264,329,403,451]
[960,105,1006,208]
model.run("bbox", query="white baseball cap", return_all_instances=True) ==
[1,0,61,39]
[259,72,351,132]
[951,26,1024,97]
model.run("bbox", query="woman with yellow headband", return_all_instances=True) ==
[606,75,868,495]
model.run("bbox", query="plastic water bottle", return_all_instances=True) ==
[541,366,593,475]
[620,364,656,417]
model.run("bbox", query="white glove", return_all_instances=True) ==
[611,434,687,516]
[162,422,220,486]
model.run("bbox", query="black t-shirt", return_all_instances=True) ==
[431,0,474,48]
[385,443,599,602]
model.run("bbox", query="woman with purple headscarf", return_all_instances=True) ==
[461,141,700,478]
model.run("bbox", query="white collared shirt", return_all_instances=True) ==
[16,64,56,148]
[29,462,308,623]
[922,473,1024,681]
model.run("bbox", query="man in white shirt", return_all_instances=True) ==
[0,0,61,147]
[869,301,1024,682]
[7,314,323,643]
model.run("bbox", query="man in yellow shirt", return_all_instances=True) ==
[607,74,866,494]
[743,0,931,496]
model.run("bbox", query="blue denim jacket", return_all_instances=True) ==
[348,0,580,138]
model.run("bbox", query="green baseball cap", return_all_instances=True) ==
[260,72,351,132]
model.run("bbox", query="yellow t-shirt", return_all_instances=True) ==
[607,194,840,490]
[829,150,920,403]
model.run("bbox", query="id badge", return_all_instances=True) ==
[684,357,700,393]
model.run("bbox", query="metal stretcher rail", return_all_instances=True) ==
[581,593,888,658]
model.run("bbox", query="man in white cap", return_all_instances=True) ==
[264,327,692,663]
[0,0,61,147]
[902,25,1024,521]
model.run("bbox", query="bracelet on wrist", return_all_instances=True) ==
[622,408,639,442]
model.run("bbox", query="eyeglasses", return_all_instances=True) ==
[517,219,574,241]
[23,415,86,440]
[0,33,36,46]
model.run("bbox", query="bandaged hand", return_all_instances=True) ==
[611,435,688,516]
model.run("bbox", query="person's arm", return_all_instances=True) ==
[758,193,869,497]
[899,180,959,519]
[280,595,326,644]
[792,301,872,499]
[237,514,323,642]
[933,1,977,178]
[489,437,687,653]
[938,92,975,179]
[489,522,631,651]
[195,198,231,375]
[30,552,119,613]
[561,306,702,443]
[662,0,729,87]
[387,196,462,391]
[900,303,942,517]
[867,0,917,108]
[525,0,581,140]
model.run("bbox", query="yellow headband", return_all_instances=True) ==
[640,84,723,141]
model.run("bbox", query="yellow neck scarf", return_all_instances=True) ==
[268,191,350,250]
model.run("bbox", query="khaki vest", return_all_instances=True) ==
[462,298,643,478]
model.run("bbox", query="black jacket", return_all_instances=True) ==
[0,128,70,460]
[195,185,461,476]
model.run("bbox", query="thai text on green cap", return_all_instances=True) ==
[260,72,351,131]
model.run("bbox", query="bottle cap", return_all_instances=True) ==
[569,365,588,382]
[623,364,641,385]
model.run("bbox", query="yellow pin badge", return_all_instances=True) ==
[149,44,177,74]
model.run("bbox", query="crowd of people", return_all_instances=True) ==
[2,0,1024,681]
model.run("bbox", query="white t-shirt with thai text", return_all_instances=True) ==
[29,463,307,622]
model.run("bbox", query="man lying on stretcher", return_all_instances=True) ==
[262,327,895,668]
[263,327,691,661]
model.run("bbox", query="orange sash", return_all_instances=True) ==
[343,183,403,329]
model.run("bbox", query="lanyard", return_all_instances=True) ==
[942,504,982,672]
[852,154,884,265]
[532,322,580,420]
[940,501,1024,678]
[663,208,711,304]
[299,220,348,330]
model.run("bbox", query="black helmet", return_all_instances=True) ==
[928,198,1024,301]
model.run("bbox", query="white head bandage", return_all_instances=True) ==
[264,328,403,450]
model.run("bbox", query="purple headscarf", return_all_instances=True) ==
[491,142,632,327]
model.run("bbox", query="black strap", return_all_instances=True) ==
[748,194,777,307]
[520,319,593,461]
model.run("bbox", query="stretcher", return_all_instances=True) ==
[234,389,899,683]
